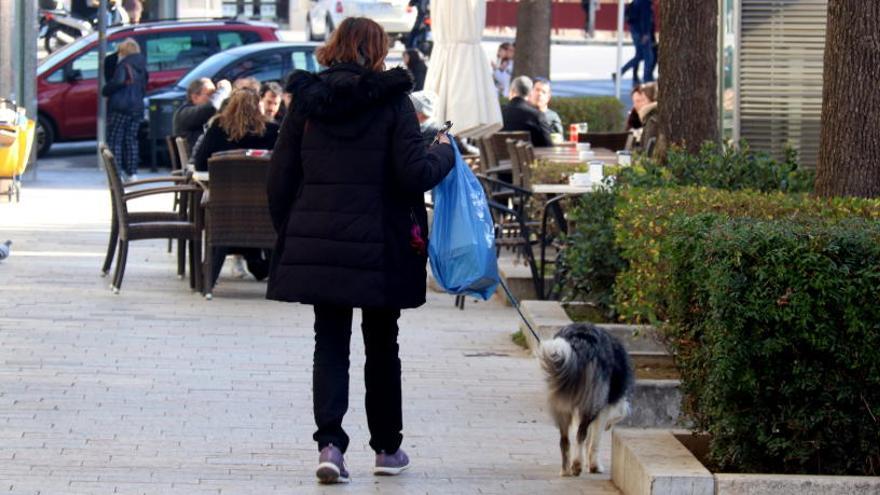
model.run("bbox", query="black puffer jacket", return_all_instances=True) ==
[266,63,455,309]
[102,53,147,115]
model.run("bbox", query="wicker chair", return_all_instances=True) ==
[99,145,203,293]
[488,131,530,162]
[202,154,276,299]
[175,136,190,169]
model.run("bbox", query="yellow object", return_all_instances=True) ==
[0,116,34,178]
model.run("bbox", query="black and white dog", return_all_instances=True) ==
[538,323,634,476]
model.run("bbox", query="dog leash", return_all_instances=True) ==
[498,278,543,343]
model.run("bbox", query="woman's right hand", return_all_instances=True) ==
[437,133,451,145]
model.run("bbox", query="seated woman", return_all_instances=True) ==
[191,88,280,285]
[192,88,280,172]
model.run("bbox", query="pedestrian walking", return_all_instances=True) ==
[616,0,655,85]
[102,38,146,181]
[266,17,455,485]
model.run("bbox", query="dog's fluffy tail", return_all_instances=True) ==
[538,337,579,387]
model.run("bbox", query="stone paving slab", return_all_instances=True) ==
[0,165,619,494]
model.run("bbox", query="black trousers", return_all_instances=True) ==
[312,304,403,454]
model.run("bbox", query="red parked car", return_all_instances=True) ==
[36,19,280,156]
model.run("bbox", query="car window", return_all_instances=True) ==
[145,31,213,72]
[67,39,122,80]
[290,49,319,72]
[217,31,261,50]
[221,52,284,83]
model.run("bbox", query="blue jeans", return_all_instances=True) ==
[620,31,643,83]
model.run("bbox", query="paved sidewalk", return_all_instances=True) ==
[0,162,619,494]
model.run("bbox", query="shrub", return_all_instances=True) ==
[618,141,813,193]
[555,142,814,312]
[555,185,622,313]
[664,217,880,475]
[500,95,625,133]
[550,96,625,133]
[614,187,880,323]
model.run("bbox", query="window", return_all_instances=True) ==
[67,39,121,80]
[217,31,261,51]
[222,52,284,83]
[290,49,319,72]
[145,31,213,72]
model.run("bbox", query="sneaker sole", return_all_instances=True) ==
[373,464,410,476]
[316,462,350,484]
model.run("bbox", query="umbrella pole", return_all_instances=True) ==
[615,0,624,100]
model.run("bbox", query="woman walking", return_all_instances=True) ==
[267,17,455,484]
[102,38,146,181]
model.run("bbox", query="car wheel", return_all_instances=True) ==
[306,15,321,41]
[36,115,54,158]
[44,26,64,53]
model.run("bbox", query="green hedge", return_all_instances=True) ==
[614,187,880,323]
[551,96,624,133]
[499,96,625,133]
[556,143,814,310]
[664,217,880,475]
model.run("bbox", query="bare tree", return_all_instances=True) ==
[513,0,552,80]
[814,1,880,197]
[656,0,718,158]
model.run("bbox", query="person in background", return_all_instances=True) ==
[191,89,279,173]
[501,75,552,147]
[123,0,142,23]
[528,78,563,135]
[192,89,279,285]
[260,82,284,123]
[580,0,596,38]
[268,17,455,485]
[172,78,231,152]
[634,82,658,151]
[617,0,655,84]
[406,0,429,50]
[234,76,261,92]
[102,38,146,181]
[409,90,477,154]
[492,42,514,97]
[626,85,646,131]
[402,49,427,92]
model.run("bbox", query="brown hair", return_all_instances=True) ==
[639,82,658,102]
[215,89,267,142]
[315,17,388,72]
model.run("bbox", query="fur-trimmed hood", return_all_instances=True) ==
[286,63,414,123]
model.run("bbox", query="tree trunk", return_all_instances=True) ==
[656,0,718,158]
[513,0,552,80]
[814,1,880,198]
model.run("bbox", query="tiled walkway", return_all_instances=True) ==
[0,157,619,494]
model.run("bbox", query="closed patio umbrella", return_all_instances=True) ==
[423,0,502,138]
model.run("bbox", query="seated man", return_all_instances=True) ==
[172,78,231,152]
[528,78,563,136]
[501,76,552,147]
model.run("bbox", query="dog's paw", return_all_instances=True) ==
[570,459,583,477]
[589,462,605,474]
[560,467,573,477]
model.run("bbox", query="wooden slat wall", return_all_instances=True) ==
[739,0,827,168]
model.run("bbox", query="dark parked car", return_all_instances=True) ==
[144,41,320,163]
[36,19,280,156]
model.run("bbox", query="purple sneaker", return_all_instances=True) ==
[316,444,350,484]
[374,448,411,476]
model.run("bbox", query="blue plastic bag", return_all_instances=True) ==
[428,139,499,300]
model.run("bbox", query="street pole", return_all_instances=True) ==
[97,0,108,169]
[615,0,624,100]
[17,0,38,179]
[0,1,14,99]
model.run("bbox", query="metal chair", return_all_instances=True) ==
[99,145,202,293]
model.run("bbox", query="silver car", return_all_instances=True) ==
[306,0,417,43]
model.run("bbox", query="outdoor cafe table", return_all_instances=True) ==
[486,146,618,175]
